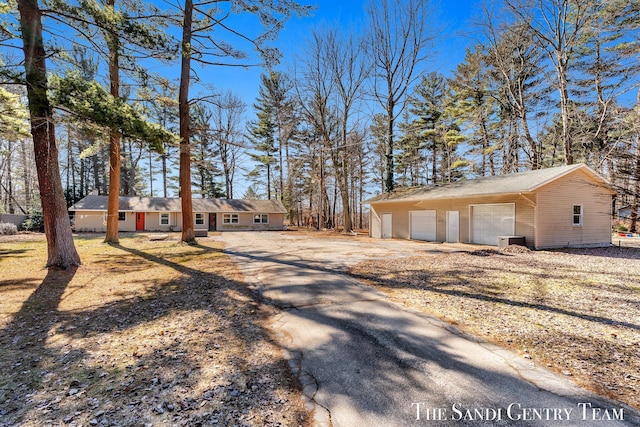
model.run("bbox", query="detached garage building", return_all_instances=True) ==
[364,164,615,249]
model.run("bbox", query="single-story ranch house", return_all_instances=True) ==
[69,195,287,233]
[363,164,615,249]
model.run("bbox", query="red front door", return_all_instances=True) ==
[136,212,145,231]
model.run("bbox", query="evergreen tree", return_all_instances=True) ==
[47,0,176,243]
[250,71,297,204]
[481,17,548,171]
[505,0,598,165]
[191,103,226,198]
[16,0,81,268]
[366,0,434,192]
[405,72,448,184]
[247,101,277,199]
[448,47,499,176]
[173,0,311,243]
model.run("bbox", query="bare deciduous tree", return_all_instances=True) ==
[366,0,434,192]
[325,25,370,233]
[504,0,596,165]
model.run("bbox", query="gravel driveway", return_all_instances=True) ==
[217,231,640,426]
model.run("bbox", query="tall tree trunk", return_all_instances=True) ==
[148,150,153,197]
[92,154,101,193]
[266,163,272,200]
[66,132,72,199]
[162,153,168,198]
[278,124,284,201]
[359,155,364,229]
[521,111,539,170]
[72,141,78,201]
[558,70,573,165]
[17,0,80,268]
[339,150,352,233]
[179,0,195,243]
[630,90,640,234]
[104,0,121,243]
[7,144,13,214]
[385,109,395,192]
[20,139,31,210]
[629,145,640,234]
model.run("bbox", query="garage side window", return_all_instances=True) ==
[223,213,239,224]
[160,213,170,225]
[118,212,126,221]
[572,205,583,226]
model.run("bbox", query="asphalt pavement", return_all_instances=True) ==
[217,231,640,427]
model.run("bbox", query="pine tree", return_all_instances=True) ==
[448,47,499,176]
[405,73,448,184]
[47,0,176,243]
[16,0,81,268]
[505,0,598,165]
[247,102,277,200]
[173,0,311,243]
[366,0,434,192]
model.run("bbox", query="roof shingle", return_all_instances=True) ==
[362,164,611,203]
[69,195,287,213]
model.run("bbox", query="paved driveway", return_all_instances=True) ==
[217,231,639,426]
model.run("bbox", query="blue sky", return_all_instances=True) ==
[190,0,484,112]
[2,0,485,197]
[172,0,485,197]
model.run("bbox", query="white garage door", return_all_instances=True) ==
[472,204,515,245]
[410,210,436,241]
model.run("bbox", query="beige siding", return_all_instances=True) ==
[74,210,285,232]
[216,212,285,231]
[74,211,106,232]
[119,212,136,231]
[370,195,536,246]
[534,169,612,248]
[73,211,137,232]
[144,212,181,231]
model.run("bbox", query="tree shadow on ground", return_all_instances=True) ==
[0,266,77,421]
[225,246,640,332]
[0,248,33,260]
[551,246,640,260]
[220,241,640,425]
[0,240,307,426]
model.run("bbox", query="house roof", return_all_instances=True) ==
[69,195,287,213]
[362,164,613,204]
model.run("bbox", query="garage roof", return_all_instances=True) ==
[363,164,612,203]
[69,195,287,213]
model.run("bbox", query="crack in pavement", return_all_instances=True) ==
[218,232,640,427]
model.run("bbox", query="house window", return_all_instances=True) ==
[160,213,170,226]
[195,213,205,225]
[572,205,583,226]
[223,213,239,224]
[118,212,126,221]
[253,214,268,224]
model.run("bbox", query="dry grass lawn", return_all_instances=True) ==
[350,246,640,411]
[0,233,308,427]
